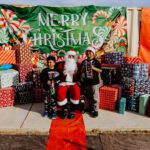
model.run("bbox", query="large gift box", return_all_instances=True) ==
[121,63,149,79]
[0,69,19,88]
[100,86,118,111]
[0,50,16,65]
[12,44,32,64]
[0,87,14,107]
[13,82,33,92]
[105,52,124,65]
[15,91,33,104]
[14,64,33,83]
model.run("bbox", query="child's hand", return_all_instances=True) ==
[47,80,51,85]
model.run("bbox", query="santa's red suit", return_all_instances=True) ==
[56,50,81,106]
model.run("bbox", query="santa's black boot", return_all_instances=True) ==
[68,103,76,119]
[62,104,68,119]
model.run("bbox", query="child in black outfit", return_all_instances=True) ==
[40,56,60,119]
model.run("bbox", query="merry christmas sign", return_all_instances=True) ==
[0,5,127,56]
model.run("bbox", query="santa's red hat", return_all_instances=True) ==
[67,50,78,56]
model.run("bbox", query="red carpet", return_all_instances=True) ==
[46,112,87,150]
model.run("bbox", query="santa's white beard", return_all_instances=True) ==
[64,58,77,82]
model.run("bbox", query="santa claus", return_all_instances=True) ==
[57,50,80,119]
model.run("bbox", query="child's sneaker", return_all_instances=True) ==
[51,113,57,120]
[42,111,49,117]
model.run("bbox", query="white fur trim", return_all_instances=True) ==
[85,46,96,54]
[58,98,67,106]
[70,99,80,105]
[67,50,77,56]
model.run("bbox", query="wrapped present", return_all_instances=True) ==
[0,69,19,88]
[122,77,135,97]
[139,94,150,115]
[0,87,14,107]
[15,91,33,104]
[105,52,124,65]
[141,64,149,79]
[111,84,123,110]
[12,44,32,64]
[119,97,126,114]
[101,66,121,85]
[126,96,139,112]
[33,88,43,103]
[100,86,118,111]
[124,57,143,64]
[134,78,150,96]
[121,63,149,79]
[0,50,16,65]
[33,68,42,88]
[14,64,33,83]
[121,64,133,77]
[13,82,33,92]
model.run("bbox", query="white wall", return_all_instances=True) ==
[127,8,141,56]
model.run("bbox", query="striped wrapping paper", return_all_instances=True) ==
[14,64,33,83]
[124,57,143,64]
[0,87,14,107]
[0,50,16,65]
[0,69,19,88]
[12,44,32,64]
[105,52,124,65]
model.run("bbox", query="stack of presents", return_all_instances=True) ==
[100,51,150,117]
[0,44,43,108]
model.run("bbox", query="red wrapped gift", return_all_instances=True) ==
[0,87,14,107]
[14,64,33,83]
[0,50,16,65]
[100,86,118,111]
[124,57,143,64]
[12,44,32,64]
[33,88,43,103]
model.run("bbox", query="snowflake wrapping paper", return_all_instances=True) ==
[0,69,19,88]
[0,87,14,107]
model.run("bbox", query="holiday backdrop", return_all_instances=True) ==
[0,5,127,57]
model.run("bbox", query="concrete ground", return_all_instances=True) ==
[0,103,150,134]
[0,103,150,150]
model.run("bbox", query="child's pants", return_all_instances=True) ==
[43,90,57,114]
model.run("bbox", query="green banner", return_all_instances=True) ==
[0,5,127,57]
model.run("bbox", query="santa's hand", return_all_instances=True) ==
[47,80,51,85]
